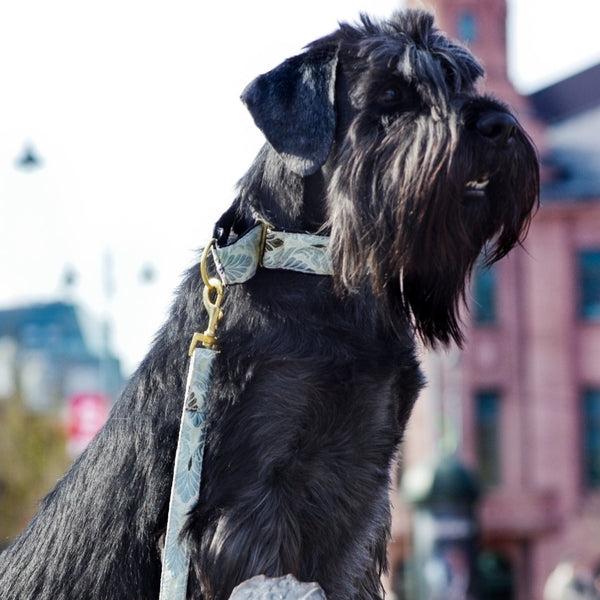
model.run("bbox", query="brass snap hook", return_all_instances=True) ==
[189,241,226,355]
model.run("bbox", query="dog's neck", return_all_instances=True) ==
[234,144,333,236]
[301,170,330,233]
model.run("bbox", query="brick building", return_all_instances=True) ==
[389,1,600,599]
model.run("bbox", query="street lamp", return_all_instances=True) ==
[401,454,481,600]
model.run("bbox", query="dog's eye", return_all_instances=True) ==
[376,85,419,112]
[378,89,400,105]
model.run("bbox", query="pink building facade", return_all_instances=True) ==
[391,1,600,598]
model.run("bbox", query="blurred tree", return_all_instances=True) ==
[0,387,70,547]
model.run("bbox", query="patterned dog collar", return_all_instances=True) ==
[211,223,332,285]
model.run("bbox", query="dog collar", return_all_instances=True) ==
[211,223,332,285]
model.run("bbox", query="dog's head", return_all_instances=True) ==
[241,10,539,346]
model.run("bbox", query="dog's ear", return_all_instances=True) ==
[241,48,338,176]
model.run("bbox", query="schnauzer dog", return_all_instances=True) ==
[0,10,538,600]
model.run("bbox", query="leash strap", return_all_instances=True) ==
[160,222,331,599]
[159,347,215,600]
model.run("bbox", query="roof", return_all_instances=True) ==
[0,301,90,358]
[527,61,600,200]
[542,147,600,200]
[529,62,600,123]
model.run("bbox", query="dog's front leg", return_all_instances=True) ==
[188,479,302,599]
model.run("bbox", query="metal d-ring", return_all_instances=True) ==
[255,217,274,267]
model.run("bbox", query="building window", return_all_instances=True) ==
[473,263,497,325]
[475,391,501,487]
[457,13,478,44]
[579,251,600,320]
[583,390,600,489]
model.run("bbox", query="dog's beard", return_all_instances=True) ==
[327,107,538,347]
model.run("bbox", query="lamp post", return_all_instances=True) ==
[401,454,481,600]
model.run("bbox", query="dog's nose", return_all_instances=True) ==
[475,111,517,146]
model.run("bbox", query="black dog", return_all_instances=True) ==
[0,11,538,600]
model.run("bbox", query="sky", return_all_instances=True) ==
[1,0,599,375]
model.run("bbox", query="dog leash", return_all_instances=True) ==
[159,221,331,600]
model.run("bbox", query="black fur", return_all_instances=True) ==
[0,11,538,600]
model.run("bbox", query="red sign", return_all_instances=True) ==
[66,393,110,456]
